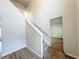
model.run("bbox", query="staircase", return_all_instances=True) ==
[10,0,50,58]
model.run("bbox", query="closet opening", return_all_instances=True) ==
[50,16,63,50]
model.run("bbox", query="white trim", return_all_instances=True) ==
[41,35,43,58]
[64,51,78,59]
[27,46,42,58]
[25,19,43,36]
[1,45,26,57]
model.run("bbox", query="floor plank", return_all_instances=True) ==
[2,48,41,59]
[2,38,76,59]
[43,38,76,59]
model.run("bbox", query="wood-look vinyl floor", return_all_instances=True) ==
[43,38,76,59]
[2,48,41,59]
[2,38,76,59]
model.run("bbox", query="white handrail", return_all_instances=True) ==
[25,18,43,36]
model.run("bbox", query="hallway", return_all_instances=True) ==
[43,38,76,59]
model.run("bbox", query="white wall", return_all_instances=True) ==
[32,0,78,58]
[76,0,79,57]
[0,17,1,38]
[0,0,26,56]
[50,23,63,38]
[26,21,42,57]
[32,0,52,35]
[32,0,65,35]
[63,0,78,58]
[32,0,64,47]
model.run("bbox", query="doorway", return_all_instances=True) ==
[43,17,65,59]
[50,17,63,48]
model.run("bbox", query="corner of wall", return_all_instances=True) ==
[64,48,78,59]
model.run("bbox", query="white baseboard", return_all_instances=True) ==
[1,45,26,57]
[27,46,42,58]
[64,51,78,59]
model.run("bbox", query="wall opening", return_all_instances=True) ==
[49,16,63,50]
[50,17,63,38]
